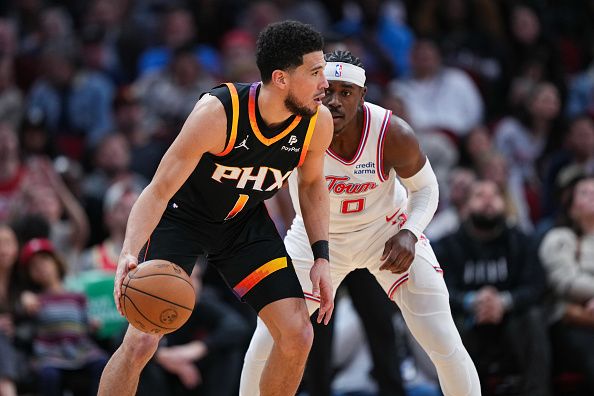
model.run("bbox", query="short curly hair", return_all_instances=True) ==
[256,20,324,83]
[324,50,364,68]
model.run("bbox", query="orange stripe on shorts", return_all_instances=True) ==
[233,257,288,297]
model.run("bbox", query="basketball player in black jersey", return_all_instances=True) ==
[98,21,334,396]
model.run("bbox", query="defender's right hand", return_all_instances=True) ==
[114,253,138,315]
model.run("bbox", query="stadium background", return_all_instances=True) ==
[0,0,594,395]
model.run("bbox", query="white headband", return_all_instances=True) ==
[324,62,366,87]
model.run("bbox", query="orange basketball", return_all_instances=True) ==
[119,259,195,335]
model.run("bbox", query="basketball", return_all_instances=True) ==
[119,259,195,335]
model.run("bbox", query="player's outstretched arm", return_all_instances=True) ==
[297,105,334,324]
[379,116,439,274]
[114,95,227,314]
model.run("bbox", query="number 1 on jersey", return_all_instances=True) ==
[225,194,250,220]
[341,198,365,214]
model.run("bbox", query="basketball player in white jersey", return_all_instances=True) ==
[240,50,481,396]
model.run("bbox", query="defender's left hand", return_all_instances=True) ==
[380,230,417,274]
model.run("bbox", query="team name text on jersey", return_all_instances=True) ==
[326,175,378,194]
[211,163,293,191]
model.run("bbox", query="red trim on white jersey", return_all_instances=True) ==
[376,109,392,182]
[327,104,370,165]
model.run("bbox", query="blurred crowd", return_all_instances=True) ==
[0,0,594,395]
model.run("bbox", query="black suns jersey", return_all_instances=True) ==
[166,82,319,224]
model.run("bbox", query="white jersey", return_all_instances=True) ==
[243,104,480,396]
[289,102,407,234]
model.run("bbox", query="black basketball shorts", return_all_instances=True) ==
[138,204,305,312]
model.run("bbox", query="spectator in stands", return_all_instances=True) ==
[476,152,532,232]
[329,0,411,81]
[380,87,410,122]
[0,18,17,58]
[82,133,147,245]
[112,87,166,180]
[10,214,51,249]
[413,0,508,117]
[220,29,260,82]
[3,10,36,91]
[82,0,147,84]
[82,133,147,204]
[26,43,114,157]
[435,180,550,396]
[542,115,594,221]
[20,6,77,57]
[80,24,124,85]
[139,264,251,396]
[539,175,594,393]
[0,123,27,222]
[566,61,594,118]
[0,57,22,129]
[391,35,484,139]
[134,44,216,135]
[494,81,562,226]
[460,125,493,171]
[18,107,62,160]
[17,156,89,265]
[425,167,476,241]
[137,6,220,78]
[78,181,141,273]
[19,238,108,396]
[83,0,126,53]
[239,1,282,42]
[0,223,21,396]
[184,0,243,48]
[504,3,565,109]
[553,116,594,187]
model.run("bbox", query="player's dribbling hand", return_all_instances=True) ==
[114,253,138,315]
[380,230,417,274]
[310,259,334,325]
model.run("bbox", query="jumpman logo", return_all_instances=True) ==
[235,135,250,150]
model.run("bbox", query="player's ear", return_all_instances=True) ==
[360,86,367,105]
[271,70,288,89]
